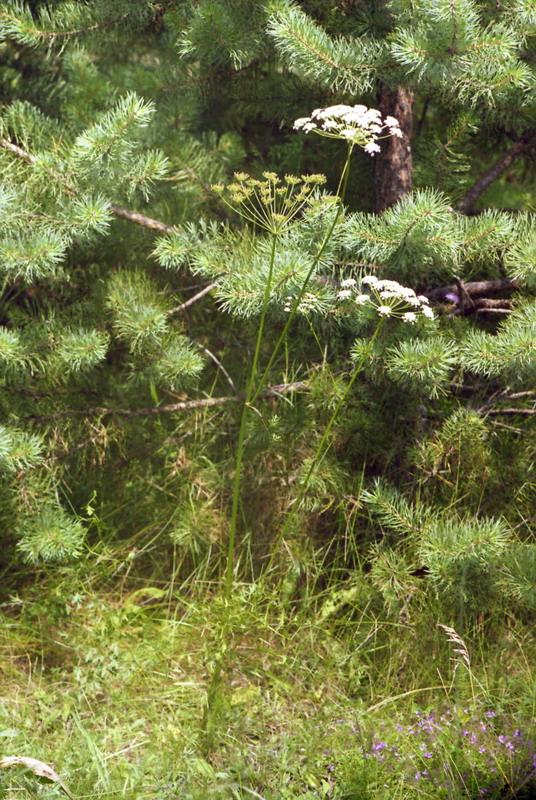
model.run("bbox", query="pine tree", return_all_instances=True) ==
[0,0,534,618]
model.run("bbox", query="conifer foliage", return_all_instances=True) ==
[0,0,534,615]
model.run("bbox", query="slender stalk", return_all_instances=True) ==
[250,144,354,406]
[226,146,353,595]
[263,319,384,575]
[225,233,278,598]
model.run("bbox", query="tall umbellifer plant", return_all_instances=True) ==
[214,105,416,595]
[0,0,534,611]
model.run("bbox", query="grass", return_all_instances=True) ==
[1,555,535,800]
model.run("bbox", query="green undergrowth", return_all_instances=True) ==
[1,562,535,800]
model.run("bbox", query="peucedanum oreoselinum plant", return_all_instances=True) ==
[212,105,416,597]
[203,104,416,744]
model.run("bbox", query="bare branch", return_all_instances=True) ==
[0,138,35,164]
[196,343,237,392]
[485,408,536,416]
[454,277,475,314]
[107,203,176,234]
[476,384,536,418]
[473,307,512,315]
[425,278,519,303]
[459,131,535,214]
[489,420,524,433]
[167,282,218,315]
[477,388,508,415]
[452,297,514,316]
[16,381,311,425]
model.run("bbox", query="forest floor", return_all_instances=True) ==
[1,568,535,800]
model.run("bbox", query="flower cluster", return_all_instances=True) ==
[337,275,434,321]
[283,292,320,314]
[212,172,326,234]
[331,708,536,798]
[294,105,402,154]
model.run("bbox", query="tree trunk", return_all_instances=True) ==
[373,84,414,213]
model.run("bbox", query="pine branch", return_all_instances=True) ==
[39,12,131,40]
[0,137,176,232]
[16,380,311,425]
[459,131,535,213]
[0,138,226,234]
[0,8,131,43]
[169,156,229,220]
[0,137,76,193]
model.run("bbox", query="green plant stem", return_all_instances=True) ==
[225,233,278,598]
[226,143,353,595]
[250,143,354,406]
[263,319,384,576]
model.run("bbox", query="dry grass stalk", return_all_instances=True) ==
[0,756,74,799]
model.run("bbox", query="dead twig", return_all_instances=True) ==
[195,343,237,392]
[485,407,536,416]
[459,131,535,214]
[167,282,218,314]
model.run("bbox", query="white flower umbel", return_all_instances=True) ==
[293,105,403,155]
[284,292,321,315]
[377,305,392,317]
[367,276,434,321]
[336,275,434,321]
